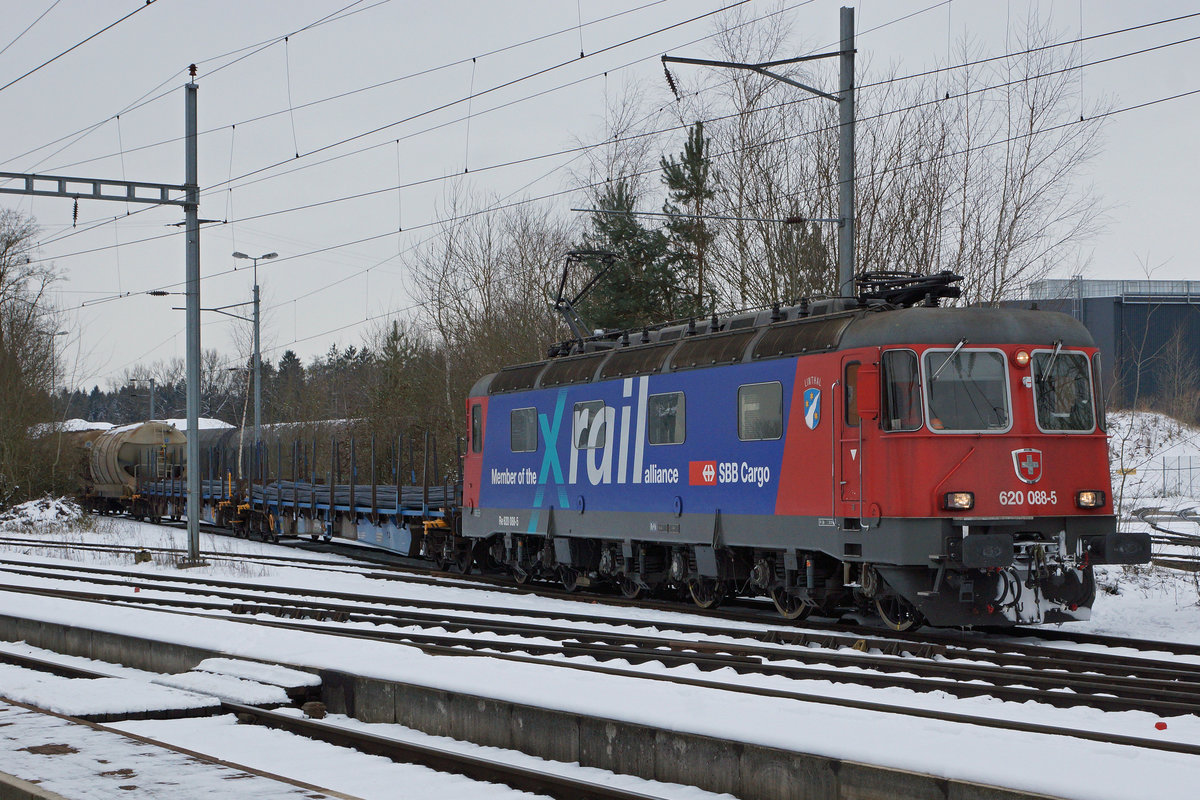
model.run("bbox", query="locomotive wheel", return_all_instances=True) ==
[771,587,813,620]
[559,566,579,592]
[688,578,724,609]
[875,594,924,632]
[619,576,643,599]
[453,546,474,575]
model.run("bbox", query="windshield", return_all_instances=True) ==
[1032,351,1095,432]
[923,349,1010,432]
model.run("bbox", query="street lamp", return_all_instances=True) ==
[231,251,277,446]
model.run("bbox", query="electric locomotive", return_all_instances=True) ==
[462,272,1151,630]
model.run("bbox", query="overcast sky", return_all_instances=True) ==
[1,0,1197,393]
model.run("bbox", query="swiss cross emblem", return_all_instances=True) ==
[1012,449,1043,484]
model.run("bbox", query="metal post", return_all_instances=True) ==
[183,78,204,566]
[253,279,261,444]
[837,5,855,299]
[662,7,856,300]
[149,377,156,420]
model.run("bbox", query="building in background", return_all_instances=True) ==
[1005,278,1200,414]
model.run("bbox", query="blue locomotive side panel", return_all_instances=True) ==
[476,359,798,529]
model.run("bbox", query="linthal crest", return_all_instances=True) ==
[1012,449,1043,484]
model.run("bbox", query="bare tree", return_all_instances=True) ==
[0,209,68,505]
[1153,323,1200,425]
[640,7,1110,309]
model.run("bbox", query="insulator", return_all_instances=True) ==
[663,65,680,101]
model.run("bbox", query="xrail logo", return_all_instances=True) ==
[689,460,717,486]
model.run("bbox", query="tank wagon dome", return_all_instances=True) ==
[89,421,187,497]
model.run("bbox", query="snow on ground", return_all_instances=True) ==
[0,663,218,717]
[0,701,337,800]
[115,713,736,800]
[1108,409,1200,510]
[28,418,114,436]
[0,529,1197,799]
[112,714,560,800]
[0,496,85,527]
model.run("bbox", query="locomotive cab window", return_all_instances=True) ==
[882,350,923,431]
[1092,352,1106,432]
[844,362,861,427]
[573,400,607,449]
[738,382,783,441]
[1032,350,1095,433]
[923,349,1010,433]
[470,403,482,453]
[510,407,538,452]
[647,392,685,445]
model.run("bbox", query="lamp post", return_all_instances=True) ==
[231,251,277,447]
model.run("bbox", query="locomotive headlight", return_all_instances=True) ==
[1076,490,1106,508]
[1013,350,1031,367]
[944,491,975,510]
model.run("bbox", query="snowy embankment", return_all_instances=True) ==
[1077,410,1200,641]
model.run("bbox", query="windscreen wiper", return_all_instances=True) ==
[1041,340,1063,381]
[931,338,967,381]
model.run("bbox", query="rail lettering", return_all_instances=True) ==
[716,461,771,488]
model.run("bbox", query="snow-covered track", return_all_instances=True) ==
[5,557,1200,723]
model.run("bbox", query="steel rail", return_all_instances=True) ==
[4,575,1200,719]
[8,599,1200,760]
[1,556,1196,678]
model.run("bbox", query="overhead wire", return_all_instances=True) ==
[52,19,1200,278]
[0,0,379,169]
[0,0,158,95]
[0,0,63,59]
[39,0,826,261]
[207,81,1200,377]
[42,8,1200,378]
[41,3,1197,250]
[72,78,1200,324]
[25,0,699,248]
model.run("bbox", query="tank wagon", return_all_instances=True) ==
[81,421,185,516]
[462,272,1151,629]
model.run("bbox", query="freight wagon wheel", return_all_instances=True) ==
[619,576,643,599]
[770,588,812,620]
[875,594,923,632]
[688,578,724,610]
[559,567,579,592]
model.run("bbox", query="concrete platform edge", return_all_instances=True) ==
[0,613,1062,800]
[0,770,73,800]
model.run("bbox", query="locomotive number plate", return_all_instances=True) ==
[998,490,1057,506]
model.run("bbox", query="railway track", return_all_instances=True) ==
[4,575,1200,765]
[5,530,1200,663]
[3,556,1200,724]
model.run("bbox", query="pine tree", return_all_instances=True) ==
[661,121,718,316]
[578,180,670,330]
